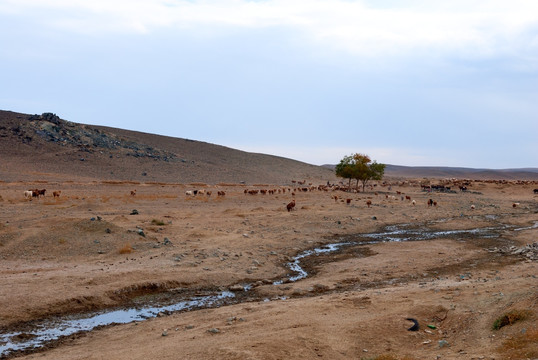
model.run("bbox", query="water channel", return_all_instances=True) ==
[1,220,534,357]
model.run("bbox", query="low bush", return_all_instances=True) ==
[492,309,532,330]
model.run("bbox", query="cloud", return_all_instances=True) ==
[3,0,538,60]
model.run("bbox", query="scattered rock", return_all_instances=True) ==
[487,243,538,261]
[229,284,245,292]
[207,328,220,334]
[130,209,139,215]
[439,340,449,348]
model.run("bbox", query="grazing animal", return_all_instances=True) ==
[24,190,33,199]
[411,200,416,206]
[217,191,226,196]
[366,200,372,208]
[428,199,434,206]
[31,189,46,198]
[512,203,520,208]
[130,190,136,196]
[471,204,475,210]
[534,189,538,194]
[206,191,212,196]
[405,196,411,201]
[346,198,352,205]
[286,200,296,212]
[53,191,61,198]
[185,190,194,196]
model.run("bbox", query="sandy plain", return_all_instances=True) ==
[0,178,537,360]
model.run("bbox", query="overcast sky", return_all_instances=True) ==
[1,0,537,168]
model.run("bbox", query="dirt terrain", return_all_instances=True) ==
[0,177,537,360]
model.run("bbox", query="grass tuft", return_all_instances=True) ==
[492,309,532,330]
[119,243,133,254]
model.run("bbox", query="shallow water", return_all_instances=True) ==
[0,220,526,357]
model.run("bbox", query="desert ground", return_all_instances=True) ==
[0,177,537,359]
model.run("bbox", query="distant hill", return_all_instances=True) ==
[322,164,538,181]
[2,109,536,183]
[0,110,336,184]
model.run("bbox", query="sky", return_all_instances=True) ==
[1,0,537,168]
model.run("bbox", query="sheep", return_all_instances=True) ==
[286,199,296,212]
[53,191,61,198]
[471,205,475,210]
[185,190,194,196]
[411,200,416,206]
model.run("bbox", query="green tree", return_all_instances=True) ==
[335,153,386,192]
[334,154,355,189]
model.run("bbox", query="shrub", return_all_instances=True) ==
[492,309,532,330]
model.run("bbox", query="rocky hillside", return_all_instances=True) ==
[0,110,337,184]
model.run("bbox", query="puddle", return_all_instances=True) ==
[0,220,525,357]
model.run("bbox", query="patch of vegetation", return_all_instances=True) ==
[119,243,133,254]
[497,328,538,359]
[151,219,166,226]
[492,309,532,330]
[361,355,415,360]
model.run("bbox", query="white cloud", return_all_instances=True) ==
[3,0,537,59]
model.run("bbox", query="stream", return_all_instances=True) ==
[1,220,534,357]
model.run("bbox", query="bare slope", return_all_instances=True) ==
[0,110,336,184]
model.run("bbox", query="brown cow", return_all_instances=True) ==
[53,191,61,198]
[286,200,296,212]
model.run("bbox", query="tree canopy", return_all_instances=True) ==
[335,153,386,192]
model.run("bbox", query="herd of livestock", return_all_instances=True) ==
[22,178,537,213]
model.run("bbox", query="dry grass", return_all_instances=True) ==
[188,182,208,187]
[492,309,533,330]
[102,180,141,185]
[361,354,416,360]
[151,219,166,226]
[118,243,133,254]
[497,327,538,359]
